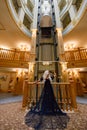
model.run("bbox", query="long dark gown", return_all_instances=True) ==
[25,78,70,130]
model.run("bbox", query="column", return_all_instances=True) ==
[18,8,25,26]
[53,0,62,28]
[22,80,28,107]
[69,80,77,110]
[31,29,37,54]
[56,28,64,61]
[31,0,38,54]
[53,0,64,60]
[60,62,68,82]
[32,0,39,29]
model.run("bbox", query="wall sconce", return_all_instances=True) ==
[20,44,31,51]
[64,43,76,51]
[16,69,28,77]
[67,69,79,78]
[18,43,31,51]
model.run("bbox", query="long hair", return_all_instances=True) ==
[43,70,52,82]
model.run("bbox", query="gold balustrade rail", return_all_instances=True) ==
[64,48,87,62]
[0,48,35,68]
[22,81,77,111]
[0,48,86,62]
[0,48,30,62]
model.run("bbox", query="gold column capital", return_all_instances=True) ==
[56,28,63,33]
[31,28,37,32]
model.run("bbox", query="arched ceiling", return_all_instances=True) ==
[63,9,87,49]
[0,0,87,50]
[0,0,31,49]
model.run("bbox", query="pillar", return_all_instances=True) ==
[69,80,77,110]
[18,7,25,26]
[56,28,65,61]
[60,62,68,82]
[31,29,37,53]
[31,0,38,53]
[53,0,62,28]
[32,0,39,29]
[22,80,28,107]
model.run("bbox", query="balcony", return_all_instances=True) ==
[0,48,35,68]
[61,48,87,68]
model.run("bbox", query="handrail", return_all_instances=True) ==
[62,48,87,62]
[22,81,77,111]
[0,47,87,66]
[27,82,70,85]
[0,48,35,62]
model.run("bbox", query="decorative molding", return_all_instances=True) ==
[61,0,87,35]
[6,0,32,37]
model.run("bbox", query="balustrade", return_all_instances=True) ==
[64,48,87,61]
[22,81,77,111]
[0,48,30,62]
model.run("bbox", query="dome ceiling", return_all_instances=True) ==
[63,9,87,49]
[0,0,31,50]
[0,0,87,50]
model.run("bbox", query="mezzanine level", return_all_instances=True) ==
[0,48,35,68]
[0,47,87,69]
[61,47,87,68]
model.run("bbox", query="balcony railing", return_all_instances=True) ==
[0,48,35,62]
[61,48,87,62]
[0,48,35,68]
[22,81,77,111]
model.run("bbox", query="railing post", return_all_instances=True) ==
[78,47,82,60]
[76,82,84,96]
[22,80,29,108]
[69,80,77,110]
[36,84,38,103]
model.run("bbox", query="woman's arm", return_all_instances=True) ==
[51,72,56,80]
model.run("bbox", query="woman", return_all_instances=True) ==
[25,70,69,129]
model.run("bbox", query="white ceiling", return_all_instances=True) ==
[0,0,87,50]
[63,9,87,49]
[0,0,31,49]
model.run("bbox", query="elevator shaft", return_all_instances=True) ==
[35,0,60,81]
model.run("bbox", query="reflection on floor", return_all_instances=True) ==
[76,94,87,104]
[0,92,22,104]
[0,92,87,104]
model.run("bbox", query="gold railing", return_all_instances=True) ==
[0,48,35,67]
[64,48,87,61]
[0,48,30,61]
[22,81,77,111]
[0,47,86,63]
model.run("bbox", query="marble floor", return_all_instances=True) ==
[0,93,87,130]
[76,94,87,104]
